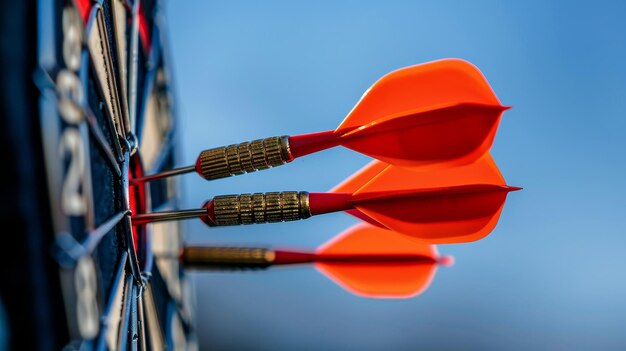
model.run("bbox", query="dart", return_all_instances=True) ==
[133,154,521,244]
[180,223,453,298]
[133,59,507,183]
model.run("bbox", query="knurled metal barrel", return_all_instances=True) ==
[212,191,310,226]
[197,136,292,180]
[182,247,275,268]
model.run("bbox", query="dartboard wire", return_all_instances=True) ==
[85,4,128,160]
[47,212,127,268]
[83,104,124,176]
[94,251,128,350]
[82,210,130,255]
[128,0,140,135]
[137,287,148,350]
[32,67,123,177]
[118,273,134,350]
[33,71,127,268]
[129,283,140,350]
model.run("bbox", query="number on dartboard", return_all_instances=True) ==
[59,128,86,216]
[57,70,84,124]
[58,5,101,340]
[58,6,88,217]
[75,256,99,339]
[62,5,82,72]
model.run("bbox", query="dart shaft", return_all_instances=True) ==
[132,208,207,225]
[288,130,337,158]
[131,165,196,183]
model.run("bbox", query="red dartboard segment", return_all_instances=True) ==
[129,154,148,262]
[138,1,151,53]
[75,0,92,23]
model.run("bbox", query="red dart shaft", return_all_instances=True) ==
[274,252,440,264]
[272,251,317,264]
[288,130,339,158]
[308,192,353,215]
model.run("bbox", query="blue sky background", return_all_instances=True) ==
[166,1,626,350]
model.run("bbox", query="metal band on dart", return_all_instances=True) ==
[196,136,292,180]
[208,191,311,225]
[183,247,275,268]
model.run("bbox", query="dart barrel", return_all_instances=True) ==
[211,191,311,225]
[196,136,292,180]
[182,247,275,268]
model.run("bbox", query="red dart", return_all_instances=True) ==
[133,59,508,183]
[182,223,453,299]
[133,154,520,244]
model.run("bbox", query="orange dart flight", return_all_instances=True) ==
[182,223,453,299]
[133,154,520,244]
[133,59,507,183]
[331,154,520,243]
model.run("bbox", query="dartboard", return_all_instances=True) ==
[0,1,195,349]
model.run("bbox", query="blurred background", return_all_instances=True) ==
[166,1,626,350]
